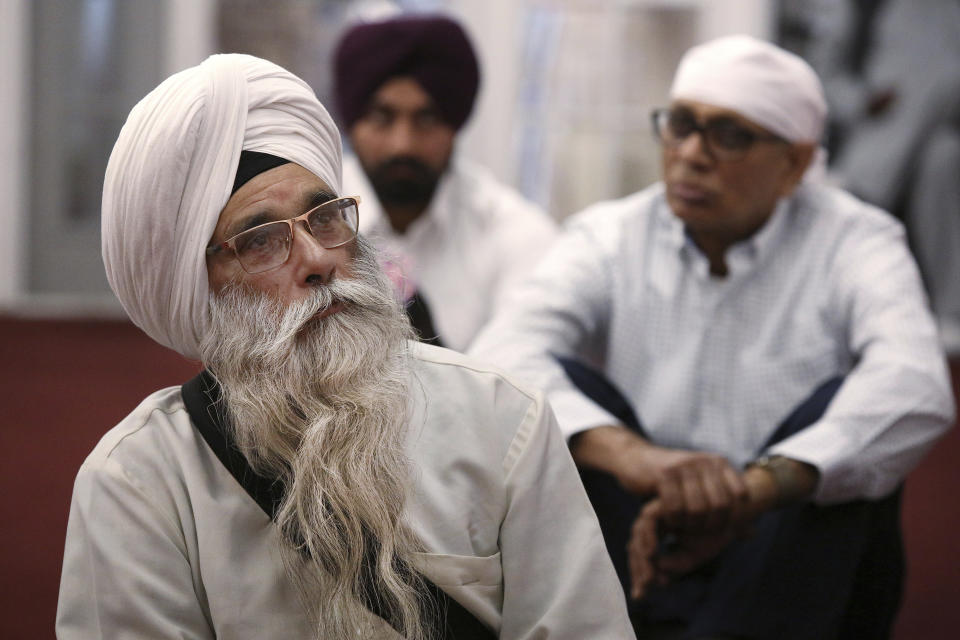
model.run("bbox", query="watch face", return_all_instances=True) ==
[749,455,820,507]
[750,455,777,469]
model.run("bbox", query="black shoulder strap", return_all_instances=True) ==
[182,371,284,517]
[181,372,496,640]
[406,291,444,347]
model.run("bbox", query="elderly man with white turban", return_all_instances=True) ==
[471,36,953,639]
[55,54,633,639]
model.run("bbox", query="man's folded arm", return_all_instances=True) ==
[767,216,955,503]
[470,213,615,437]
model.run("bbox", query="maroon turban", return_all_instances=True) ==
[333,14,481,131]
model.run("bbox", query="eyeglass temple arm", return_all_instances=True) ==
[205,242,231,256]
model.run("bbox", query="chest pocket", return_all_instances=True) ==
[413,551,502,587]
[413,551,504,634]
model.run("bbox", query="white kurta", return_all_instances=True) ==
[56,342,633,639]
[470,182,955,505]
[344,156,558,352]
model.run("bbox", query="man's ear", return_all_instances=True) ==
[778,142,816,197]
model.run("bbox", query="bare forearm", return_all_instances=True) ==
[569,425,658,495]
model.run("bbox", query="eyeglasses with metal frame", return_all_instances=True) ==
[650,107,786,161]
[206,195,361,274]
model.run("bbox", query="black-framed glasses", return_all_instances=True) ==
[651,107,786,161]
[206,196,361,274]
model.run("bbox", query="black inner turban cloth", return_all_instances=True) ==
[232,150,291,195]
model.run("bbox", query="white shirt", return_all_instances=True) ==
[344,155,558,352]
[470,182,954,505]
[56,342,633,639]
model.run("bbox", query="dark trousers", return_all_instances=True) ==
[559,358,904,640]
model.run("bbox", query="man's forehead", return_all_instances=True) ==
[670,99,773,133]
[234,164,330,202]
[214,163,335,239]
[371,76,437,110]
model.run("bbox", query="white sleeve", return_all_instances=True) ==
[498,396,634,639]
[487,203,559,323]
[470,216,621,439]
[768,218,955,503]
[56,458,214,639]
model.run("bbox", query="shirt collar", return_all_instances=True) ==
[655,190,793,277]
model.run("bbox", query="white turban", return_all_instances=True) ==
[102,54,342,360]
[669,35,827,144]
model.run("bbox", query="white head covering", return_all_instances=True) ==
[669,35,827,144]
[102,54,342,360]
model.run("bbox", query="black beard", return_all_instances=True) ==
[366,156,442,209]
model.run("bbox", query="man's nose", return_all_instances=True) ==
[288,220,340,286]
[385,119,418,155]
[675,130,712,164]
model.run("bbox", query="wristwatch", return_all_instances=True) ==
[748,453,792,480]
[747,454,799,506]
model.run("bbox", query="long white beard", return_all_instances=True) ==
[199,239,434,639]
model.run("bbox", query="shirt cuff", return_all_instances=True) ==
[548,387,622,440]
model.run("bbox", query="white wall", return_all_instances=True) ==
[451,0,775,217]
[0,0,216,313]
[0,0,776,307]
[165,0,217,76]
[0,0,27,304]
[448,0,524,185]
[698,0,774,41]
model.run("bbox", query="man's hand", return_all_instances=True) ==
[643,447,749,532]
[627,501,660,599]
[628,498,744,599]
[626,458,818,597]
[572,426,751,530]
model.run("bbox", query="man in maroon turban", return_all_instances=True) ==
[333,13,557,352]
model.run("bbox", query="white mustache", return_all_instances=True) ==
[209,236,404,369]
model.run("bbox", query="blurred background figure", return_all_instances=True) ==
[471,34,954,640]
[779,0,960,353]
[333,13,557,352]
[3,0,776,312]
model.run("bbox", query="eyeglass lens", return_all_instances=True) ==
[656,109,758,157]
[234,198,359,273]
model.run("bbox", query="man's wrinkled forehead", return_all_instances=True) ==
[668,99,771,132]
[212,163,336,244]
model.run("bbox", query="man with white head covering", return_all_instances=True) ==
[56,53,632,639]
[471,35,953,639]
